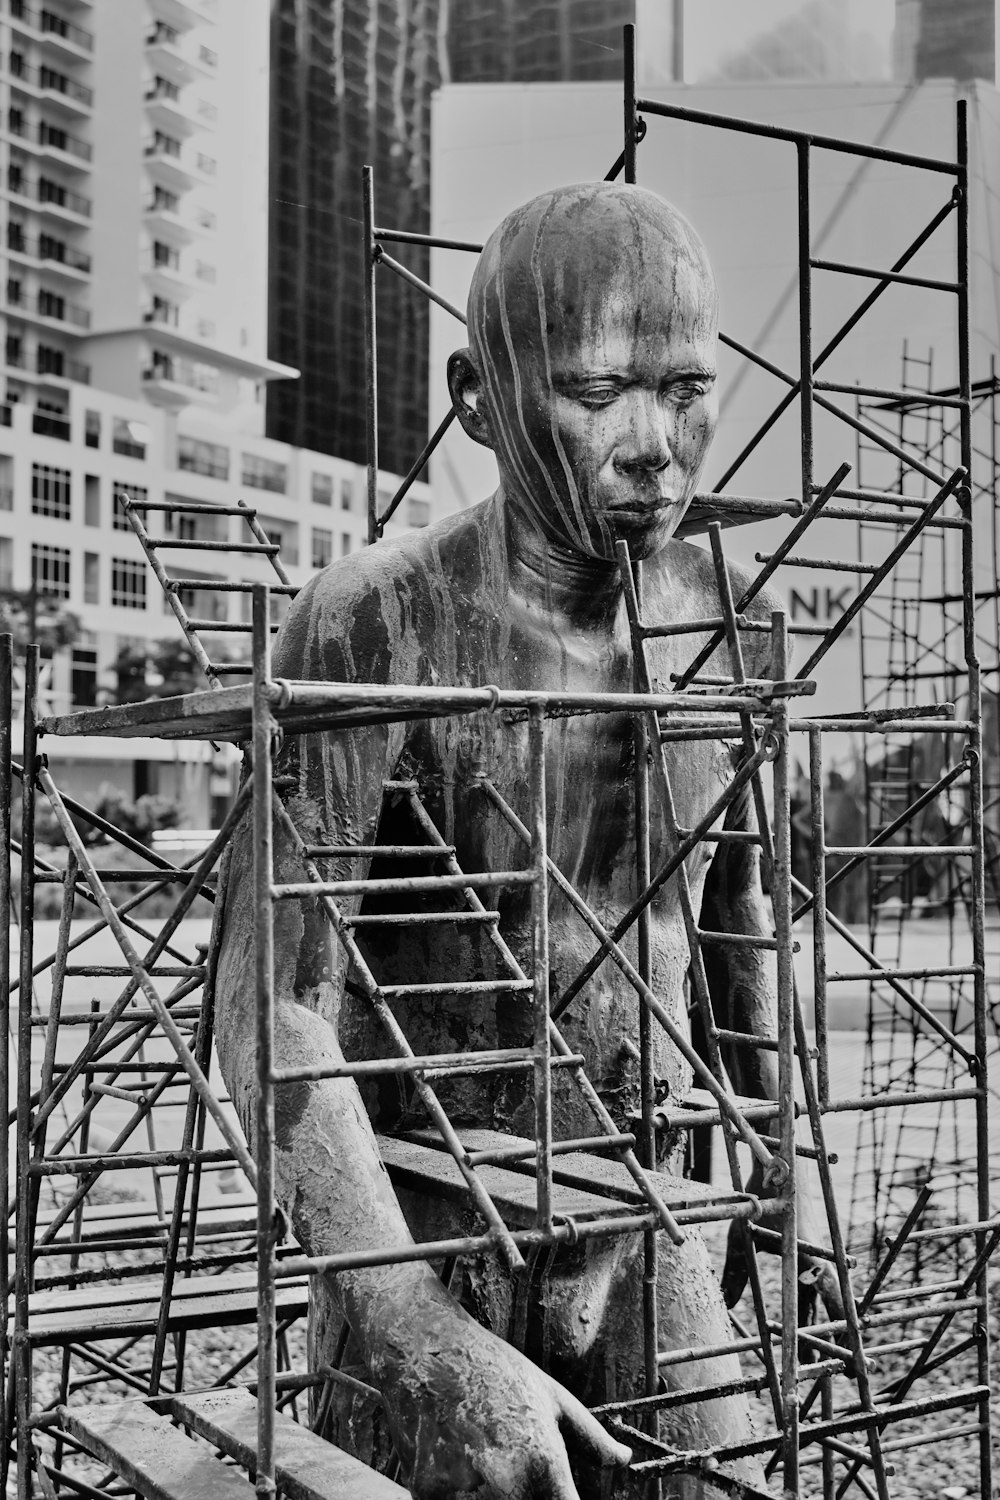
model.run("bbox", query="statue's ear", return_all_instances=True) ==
[447,348,494,450]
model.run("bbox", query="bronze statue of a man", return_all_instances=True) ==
[216,182,835,1499]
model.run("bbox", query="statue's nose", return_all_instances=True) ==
[614,397,672,473]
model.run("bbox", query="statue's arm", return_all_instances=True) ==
[213,571,629,1496]
[213,714,449,1360]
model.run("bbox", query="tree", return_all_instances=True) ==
[110,639,203,704]
[0,584,80,658]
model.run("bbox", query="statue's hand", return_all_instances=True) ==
[722,1154,848,1339]
[374,1295,631,1499]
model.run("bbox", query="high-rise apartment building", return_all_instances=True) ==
[0,0,430,818]
[2,0,292,423]
[265,0,637,474]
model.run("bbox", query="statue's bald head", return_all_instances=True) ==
[467,182,716,380]
[449,182,720,561]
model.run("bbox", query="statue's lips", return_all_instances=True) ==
[608,496,681,517]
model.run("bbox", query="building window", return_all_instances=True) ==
[151,184,179,214]
[37,345,65,378]
[6,334,23,369]
[84,409,100,448]
[311,472,333,506]
[82,553,99,606]
[196,152,217,176]
[149,130,181,159]
[0,536,12,590]
[341,479,354,512]
[311,528,332,569]
[71,646,98,707]
[111,557,146,609]
[38,289,66,322]
[195,260,216,283]
[112,417,147,459]
[177,436,228,480]
[149,74,180,102]
[32,542,70,600]
[153,240,180,271]
[6,278,22,308]
[341,533,352,557]
[407,498,431,529]
[113,485,147,530]
[84,474,99,527]
[258,517,297,565]
[31,464,71,520]
[147,296,179,327]
[241,454,287,493]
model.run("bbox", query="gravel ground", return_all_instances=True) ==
[23,1196,998,1500]
[15,919,998,1496]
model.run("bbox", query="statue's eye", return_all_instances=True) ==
[577,386,619,408]
[666,379,710,403]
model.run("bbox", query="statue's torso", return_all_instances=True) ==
[276,501,753,1142]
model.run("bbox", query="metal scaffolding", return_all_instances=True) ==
[846,364,1000,1268]
[3,25,995,1500]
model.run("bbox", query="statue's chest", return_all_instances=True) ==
[410,609,743,893]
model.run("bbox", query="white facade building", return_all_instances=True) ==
[0,0,430,821]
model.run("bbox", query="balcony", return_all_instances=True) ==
[7,231,91,277]
[144,260,196,304]
[7,56,93,114]
[37,236,90,275]
[143,137,196,193]
[9,3,94,57]
[144,21,203,85]
[142,351,219,408]
[37,8,94,58]
[143,196,214,244]
[5,286,90,330]
[27,176,93,222]
[144,78,201,138]
[149,0,206,30]
[6,115,92,168]
[37,119,92,167]
[32,408,70,439]
[36,353,89,384]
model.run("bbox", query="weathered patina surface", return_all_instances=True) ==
[216,183,833,1499]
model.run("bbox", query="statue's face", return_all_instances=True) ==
[514,263,718,561]
[463,187,719,563]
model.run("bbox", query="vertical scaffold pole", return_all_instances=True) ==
[528,705,552,1234]
[363,165,380,546]
[796,139,813,509]
[0,635,11,1467]
[808,728,829,1107]
[770,615,798,1496]
[252,584,277,1497]
[14,647,38,1498]
[623,23,637,185]
[633,560,661,1438]
[955,96,992,1500]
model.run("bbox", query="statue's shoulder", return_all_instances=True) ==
[647,537,786,679]
[657,536,784,623]
[273,499,500,683]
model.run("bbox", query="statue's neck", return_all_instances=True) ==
[501,494,623,631]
